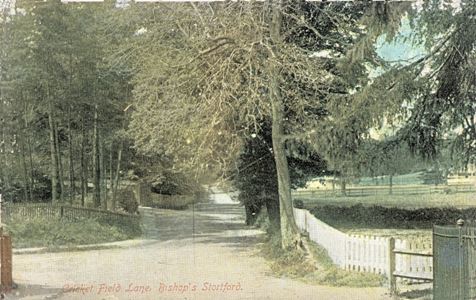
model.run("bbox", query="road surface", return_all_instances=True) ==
[10,199,392,300]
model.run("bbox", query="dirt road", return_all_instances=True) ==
[11,202,392,300]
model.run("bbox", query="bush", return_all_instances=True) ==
[0,171,52,202]
[254,209,270,232]
[294,199,304,209]
[117,188,139,213]
[149,170,203,196]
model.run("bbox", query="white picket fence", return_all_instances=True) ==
[293,208,433,282]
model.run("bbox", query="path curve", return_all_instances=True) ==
[11,201,392,300]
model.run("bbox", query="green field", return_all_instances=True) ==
[295,191,475,210]
[355,172,426,186]
[295,190,475,241]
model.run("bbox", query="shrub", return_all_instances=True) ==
[293,199,304,209]
[254,209,270,232]
[117,188,139,213]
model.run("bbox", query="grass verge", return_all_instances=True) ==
[257,212,384,287]
[297,191,475,210]
[5,215,142,249]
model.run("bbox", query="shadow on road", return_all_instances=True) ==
[5,284,63,300]
[139,203,264,249]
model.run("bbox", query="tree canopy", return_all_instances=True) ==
[0,0,473,251]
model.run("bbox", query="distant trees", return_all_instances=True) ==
[357,139,429,193]
[0,1,132,208]
[355,0,476,170]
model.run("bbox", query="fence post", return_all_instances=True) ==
[0,194,12,293]
[388,237,396,295]
[60,205,64,219]
[0,234,12,293]
[457,219,464,300]
[0,194,2,226]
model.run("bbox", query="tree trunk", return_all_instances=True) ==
[340,175,347,196]
[270,98,301,249]
[48,98,59,203]
[268,0,302,250]
[0,35,8,193]
[389,174,393,195]
[112,113,126,211]
[92,104,101,208]
[112,146,122,211]
[0,114,5,192]
[19,134,31,202]
[23,102,35,198]
[265,196,281,232]
[68,106,74,205]
[109,144,113,207]
[332,177,336,195]
[54,121,65,202]
[80,119,86,207]
[100,139,107,210]
[244,197,262,226]
[0,100,9,192]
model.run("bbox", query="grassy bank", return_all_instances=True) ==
[256,213,384,287]
[5,214,142,249]
[309,204,476,230]
[296,191,476,209]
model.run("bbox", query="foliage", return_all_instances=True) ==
[0,0,134,205]
[116,188,139,214]
[2,171,52,203]
[124,1,401,176]
[121,1,414,247]
[358,140,412,177]
[149,169,203,196]
[293,199,304,209]
[232,120,327,225]
[2,0,473,256]
[309,204,476,230]
[354,0,476,168]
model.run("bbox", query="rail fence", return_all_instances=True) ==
[1,203,139,223]
[293,183,475,198]
[294,208,433,291]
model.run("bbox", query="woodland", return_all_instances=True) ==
[0,0,474,251]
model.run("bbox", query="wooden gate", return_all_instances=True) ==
[433,223,476,300]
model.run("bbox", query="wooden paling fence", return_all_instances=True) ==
[1,203,139,223]
[294,208,433,292]
[293,183,475,198]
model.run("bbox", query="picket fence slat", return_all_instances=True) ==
[293,208,433,282]
[1,203,139,224]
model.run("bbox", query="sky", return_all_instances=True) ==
[369,18,427,140]
[376,17,426,65]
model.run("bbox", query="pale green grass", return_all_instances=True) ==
[296,190,474,240]
[297,192,475,209]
